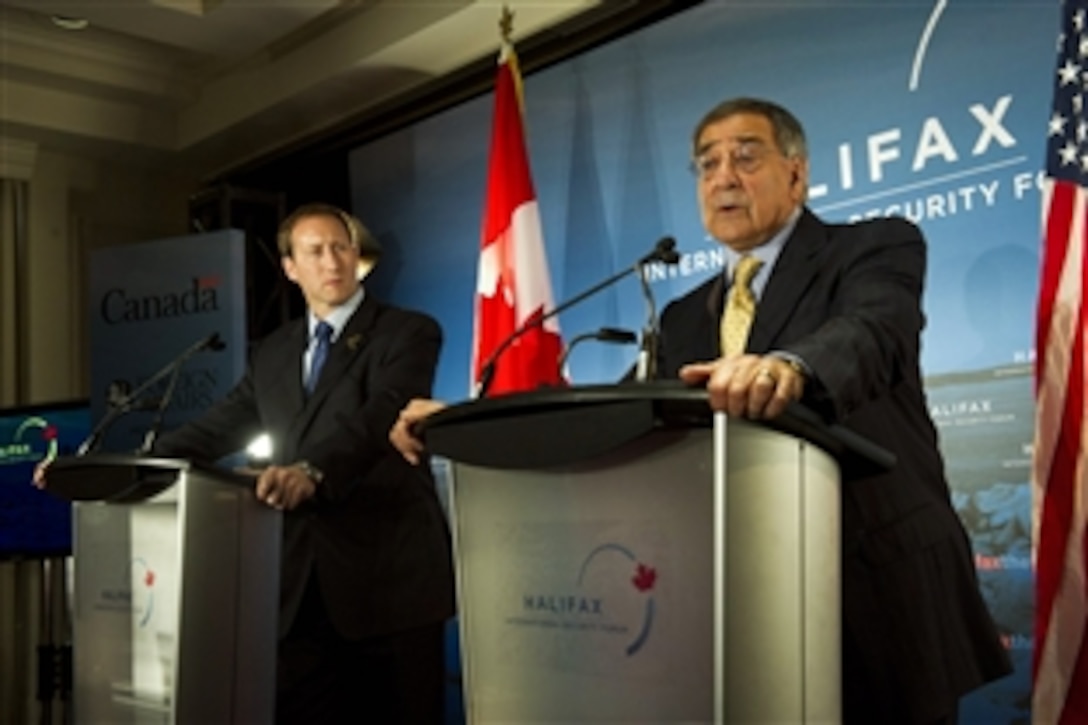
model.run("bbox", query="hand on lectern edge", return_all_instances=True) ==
[679,353,806,420]
[390,398,448,465]
[31,459,50,489]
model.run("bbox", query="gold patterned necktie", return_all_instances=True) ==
[720,255,763,357]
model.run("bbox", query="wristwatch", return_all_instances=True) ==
[770,352,809,380]
[294,460,324,484]
[782,357,808,380]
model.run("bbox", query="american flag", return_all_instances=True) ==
[1033,1,1088,722]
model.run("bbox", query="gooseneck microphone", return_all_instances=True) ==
[635,238,680,381]
[475,237,680,398]
[139,333,226,454]
[558,327,638,374]
[77,332,226,456]
[638,236,681,267]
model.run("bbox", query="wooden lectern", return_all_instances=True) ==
[422,381,893,725]
[43,454,280,724]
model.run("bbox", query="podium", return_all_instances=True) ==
[422,381,893,724]
[43,454,281,724]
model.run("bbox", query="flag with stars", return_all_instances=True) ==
[1033,1,1088,722]
[471,39,564,396]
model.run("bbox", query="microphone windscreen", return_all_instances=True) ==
[597,327,638,344]
[658,237,680,264]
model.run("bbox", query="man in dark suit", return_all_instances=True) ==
[664,97,1010,723]
[152,203,455,724]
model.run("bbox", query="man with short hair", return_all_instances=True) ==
[154,202,454,723]
[665,97,1010,724]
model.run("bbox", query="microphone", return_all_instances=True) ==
[140,333,225,454]
[634,238,680,381]
[475,237,680,398]
[639,236,681,266]
[77,332,226,456]
[635,267,659,381]
[558,327,638,375]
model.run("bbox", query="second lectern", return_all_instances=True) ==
[44,454,280,724]
[423,382,892,725]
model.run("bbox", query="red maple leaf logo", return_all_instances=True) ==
[144,570,155,587]
[41,425,58,441]
[197,274,221,289]
[632,563,656,592]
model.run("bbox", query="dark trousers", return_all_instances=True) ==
[843,628,960,725]
[276,575,446,724]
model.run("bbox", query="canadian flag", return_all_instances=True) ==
[471,41,563,396]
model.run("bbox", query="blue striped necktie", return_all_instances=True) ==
[306,321,333,395]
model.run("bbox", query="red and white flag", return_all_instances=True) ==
[471,41,563,396]
[1033,1,1088,721]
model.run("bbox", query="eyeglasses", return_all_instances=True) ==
[690,141,777,180]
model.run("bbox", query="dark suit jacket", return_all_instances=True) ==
[154,294,455,641]
[658,209,1010,723]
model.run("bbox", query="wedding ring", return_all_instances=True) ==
[757,367,776,381]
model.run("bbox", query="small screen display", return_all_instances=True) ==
[0,402,89,558]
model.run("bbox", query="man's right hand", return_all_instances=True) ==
[255,465,316,511]
[679,353,805,420]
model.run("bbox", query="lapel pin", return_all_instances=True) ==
[346,333,362,352]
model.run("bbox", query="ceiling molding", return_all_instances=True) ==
[0,0,697,181]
